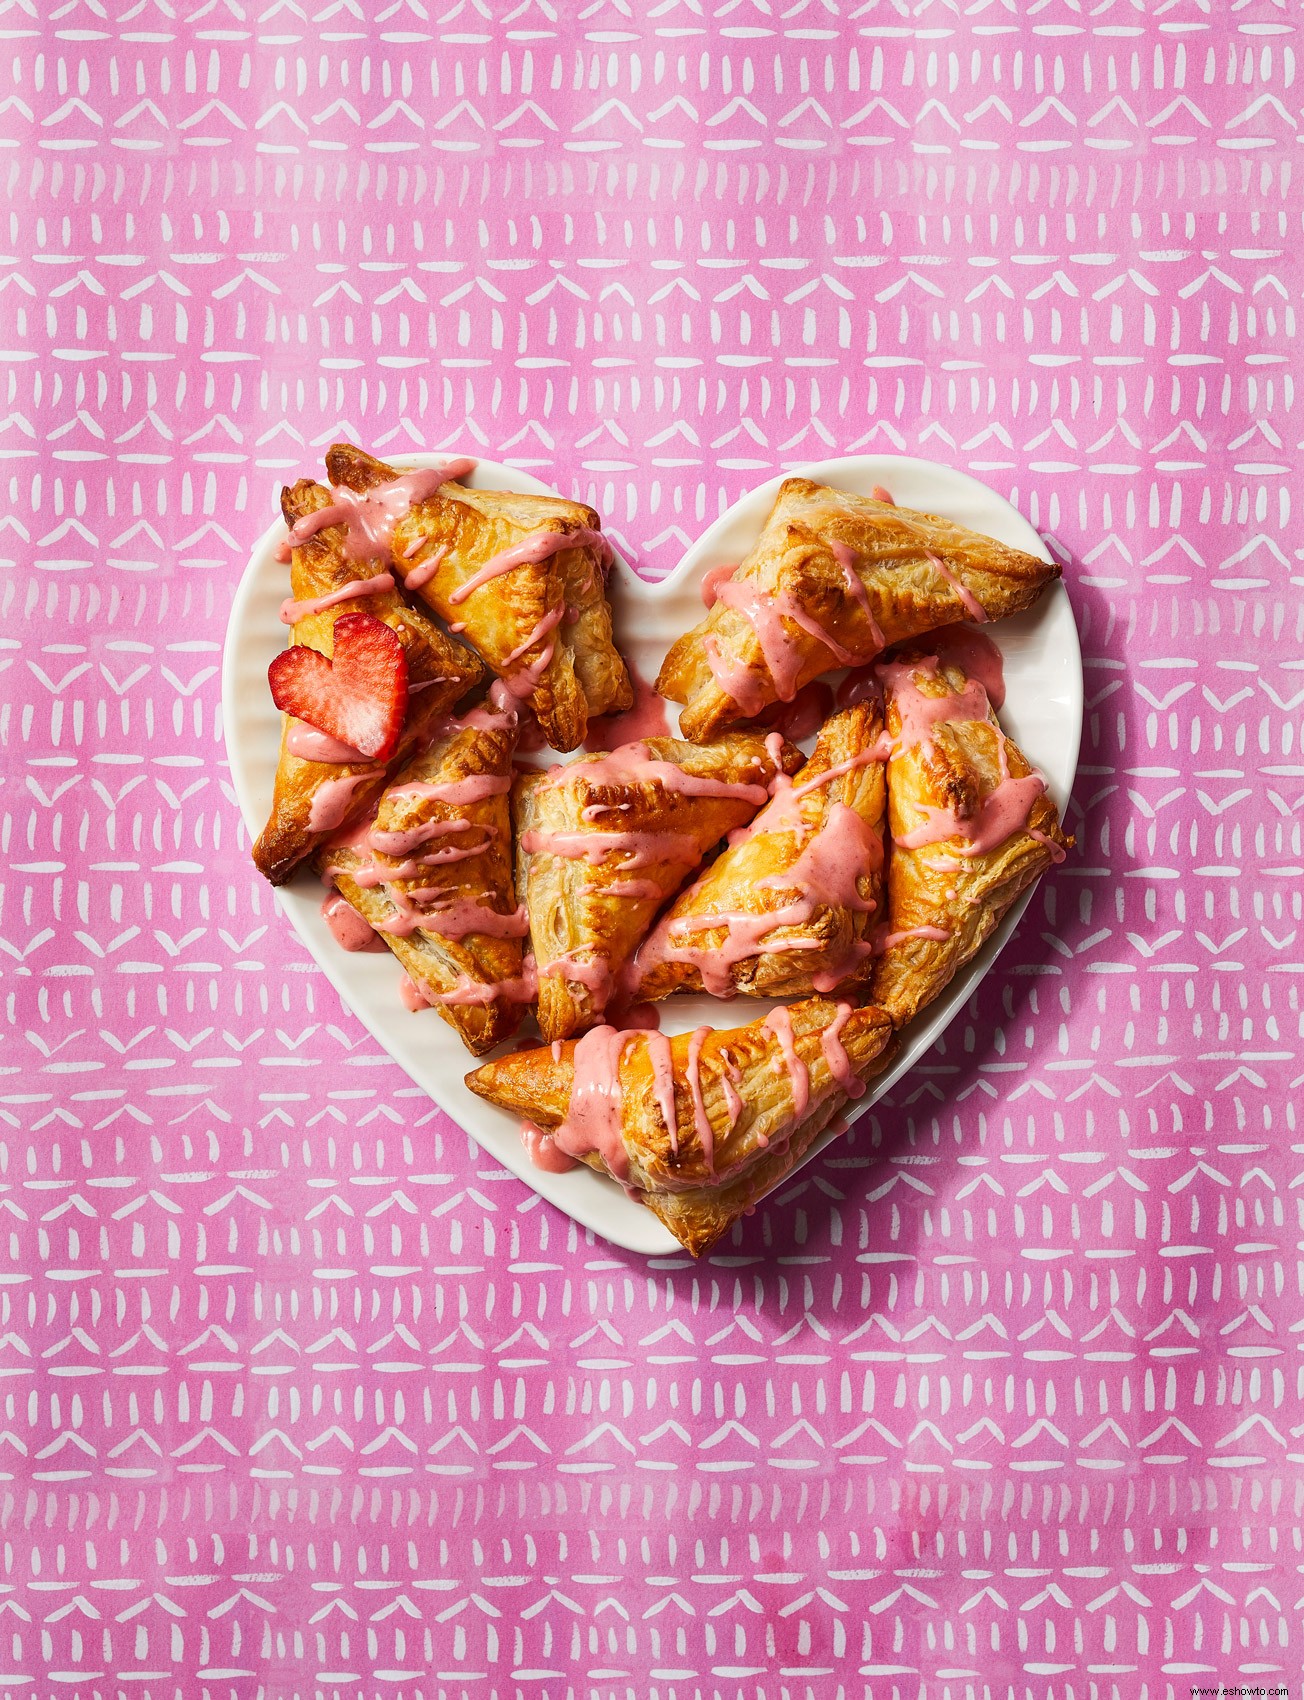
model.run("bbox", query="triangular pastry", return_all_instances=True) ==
[630,700,888,1003]
[313,685,532,1056]
[466,997,895,1256]
[657,477,1059,741]
[327,443,632,753]
[870,645,1073,1028]
[515,732,802,1043]
[253,478,483,884]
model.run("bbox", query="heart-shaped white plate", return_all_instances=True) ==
[223,454,1082,1257]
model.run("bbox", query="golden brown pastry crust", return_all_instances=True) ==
[252,479,483,885]
[327,443,631,753]
[466,998,895,1256]
[313,702,528,1056]
[657,477,1059,742]
[870,648,1073,1028]
[631,700,888,1003]
[515,733,802,1044]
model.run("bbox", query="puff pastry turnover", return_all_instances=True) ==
[515,732,802,1044]
[630,700,888,1003]
[467,997,894,1256]
[253,478,483,885]
[327,443,631,753]
[657,477,1059,742]
[870,646,1073,1028]
[313,686,532,1056]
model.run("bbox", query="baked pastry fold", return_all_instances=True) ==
[313,687,531,1055]
[466,997,894,1256]
[870,646,1073,1028]
[253,478,483,884]
[630,700,888,1003]
[515,732,802,1044]
[657,477,1058,741]
[327,443,631,753]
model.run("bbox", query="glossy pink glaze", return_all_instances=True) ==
[643,1030,679,1156]
[879,658,992,754]
[708,579,858,707]
[821,1003,867,1100]
[521,1121,579,1174]
[308,770,383,833]
[896,773,1047,855]
[657,799,881,995]
[836,666,882,711]
[763,1006,810,1120]
[434,959,539,1007]
[876,923,952,949]
[550,1025,632,1183]
[404,544,448,590]
[550,740,774,808]
[397,973,431,1012]
[385,774,512,807]
[684,1026,715,1172]
[621,1002,662,1032]
[926,624,1007,711]
[287,724,368,764]
[447,527,610,606]
[828,541,886,650]
[582,661,671,752]
[759,680,834,745]
[700,563,737,609]
[1028,827,1067,864]
[928,551,989,624]
[367,818,480,858]
[520,827,701,869]
[503,604,565,669]
[282,468,462,564]
[279,570,396,627]
[377,891,529,942]
[320,892,387,953]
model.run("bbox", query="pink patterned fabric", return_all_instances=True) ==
[4,8,1299,1692]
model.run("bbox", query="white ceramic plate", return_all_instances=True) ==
[223,454,1082,1257]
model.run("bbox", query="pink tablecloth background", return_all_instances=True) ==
[4,7,1300,1694]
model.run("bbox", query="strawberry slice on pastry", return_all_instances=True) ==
[268,611,409,762]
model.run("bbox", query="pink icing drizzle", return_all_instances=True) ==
[308,770,383,833]
[708,578,858,707]
[928,551,989,624]
[643,1029,679,1156]
[521,1121,579,1174]
[447,527,611,606]
[895,774,1047,855]
[404,544,448,590]
[763,1007,809,1121]
[926,623,1007,711]
[828,541,886,650]
[582,660,671,753]
[433,959,538,1007]
[684,1026,714,1172]
[821,1003,867,1100]
[287,724,368,764]
[397,972,431,1011]
[384,774,512,808]
[319,892,387,953]
[549,1025,632,1184]
[278,467,468,565]
[279,570,396,627]
[520,827,701,870]
[700,563,737,609]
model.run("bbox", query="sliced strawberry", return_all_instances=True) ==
[269,611,408,762]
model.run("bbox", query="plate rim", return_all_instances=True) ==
[222,451,1083,1258]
